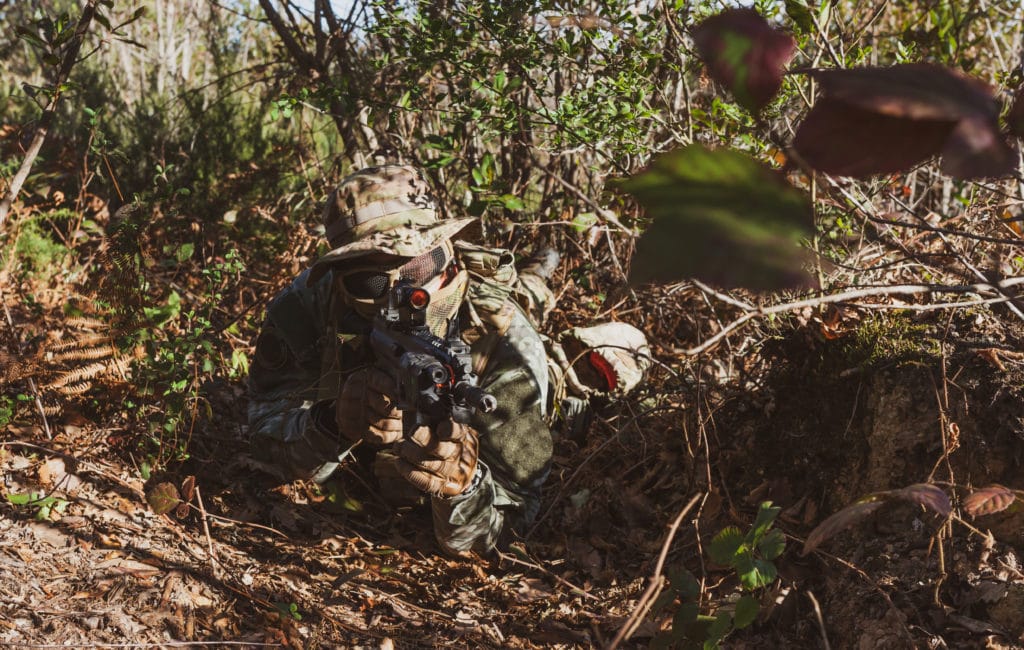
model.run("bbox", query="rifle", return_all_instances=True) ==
[370,281,497,439]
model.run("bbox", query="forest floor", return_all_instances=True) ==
[3,270,1024,650]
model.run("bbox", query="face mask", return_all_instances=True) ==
[337,241,466,337]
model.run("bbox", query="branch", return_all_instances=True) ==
[257,0,319,74]
[681,277,1024,357]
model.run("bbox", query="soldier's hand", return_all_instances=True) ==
[336,368,403,446]
[395,420,479,498]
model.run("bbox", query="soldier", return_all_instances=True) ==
[248,164,651,555]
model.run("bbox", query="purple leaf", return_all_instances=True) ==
[889,483,951,517]
[693,8,796,113]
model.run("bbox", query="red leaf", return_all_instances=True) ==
[940,116,1018,179]
[809,64,998,122]
[963,485,1017,517]
[794,64,1014,179]
[802,499,884,555]
[693,8,796,113]
[794,96,954,176]
[803,484,951,555]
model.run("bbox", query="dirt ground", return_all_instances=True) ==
[3,294,1024,649]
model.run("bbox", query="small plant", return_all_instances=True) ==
[273,601,302,622]
[131,248,246,467]
[6,491,70,520]
[651,502,786,649]
[0,395,15,428]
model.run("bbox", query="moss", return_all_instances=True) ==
[13,213,72,280]
[842,312,941,368]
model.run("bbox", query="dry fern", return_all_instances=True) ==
[56,380,93,395]
[45,361,110,389]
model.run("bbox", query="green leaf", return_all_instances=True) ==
[733,595,759,629]
[784,0,814,33]
[571,212,599,233]
[93,10,112,31]
[499,194,525,211]
[758,528,786,561]
[173,243,194,263]
[705,612,733,646]
[708,526,745,566]
[650,589,676,616]
[617,145,816,290]
[671,602,700,641]
[668,566,701,600]
[6,492,37,505]
[748,501,781,545]
[143,290,181,326]
[739,558,778,590]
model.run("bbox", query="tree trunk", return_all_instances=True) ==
[0,0,101,229]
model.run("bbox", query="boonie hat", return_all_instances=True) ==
[308,164,476,283]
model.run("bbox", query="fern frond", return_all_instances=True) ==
[50,344,116,364]
[45,361,110,388]
[63,317,109,330]
[48,334,114,354]
[57,380,92,395]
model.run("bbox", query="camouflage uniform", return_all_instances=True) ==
[247,165,554,554]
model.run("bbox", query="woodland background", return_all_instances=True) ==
[3,0,1024,648]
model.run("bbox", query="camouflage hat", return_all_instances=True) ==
[309,165,476,283]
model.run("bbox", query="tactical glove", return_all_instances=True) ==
[394,420,480,498]
[336,367,404,446]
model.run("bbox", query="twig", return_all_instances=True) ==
[194,485,218,576]
[495,549,599,601]
[607,493,703,650]
[806,590,832,650]
[0,293,52,439]
[678,277,1024,357]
